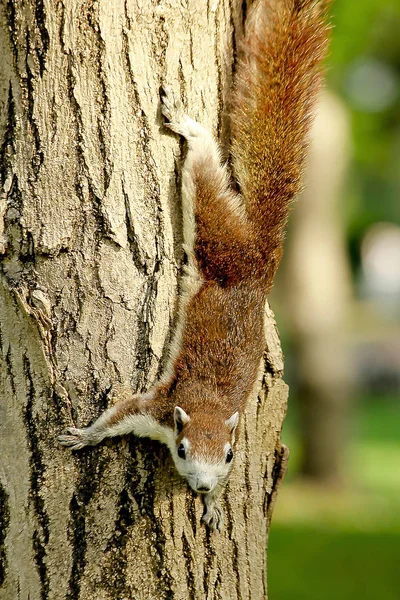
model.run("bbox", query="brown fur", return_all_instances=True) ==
[103,0,331,455]
[106,395,145,427]
[159,0,331,425]
[183,0,331,294]
[192,158,264,286]
[231,0,331,283]
[176,415,232,461]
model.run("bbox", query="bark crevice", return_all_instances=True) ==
[0,2,288,598]
[0,481,10,587]
[23,353,50,600]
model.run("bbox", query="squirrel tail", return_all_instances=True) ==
[231,0,331,283]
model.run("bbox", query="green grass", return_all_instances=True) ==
[267,395,400,599]
[358,396,400,444]
[268,525,400,600]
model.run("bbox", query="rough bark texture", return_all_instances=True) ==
[0,2,288,599]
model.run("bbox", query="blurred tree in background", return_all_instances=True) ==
[330,0,400,270]
[283,91,353,486]
[268,1,400,598]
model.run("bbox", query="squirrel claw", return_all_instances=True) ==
[160,85,182,125]
[58,427,88,451]
[160,87,208,142]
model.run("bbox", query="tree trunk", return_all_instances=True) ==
[284,92,352,485]
[0,2,288,599]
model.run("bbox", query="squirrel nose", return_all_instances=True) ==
[197,485,211,492]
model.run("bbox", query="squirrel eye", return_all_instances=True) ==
[177,443,186,460]
[226,448,234,463]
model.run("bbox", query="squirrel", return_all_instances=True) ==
[59,0,331,530]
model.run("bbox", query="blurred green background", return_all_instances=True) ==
[268,0,400,598]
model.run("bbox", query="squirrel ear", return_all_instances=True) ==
[225,411,239,435]
[174,406,190,434]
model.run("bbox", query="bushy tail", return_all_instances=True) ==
[231,0,331,281]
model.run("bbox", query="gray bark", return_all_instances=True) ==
[0,1,288,599]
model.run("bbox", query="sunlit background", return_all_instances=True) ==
[268,0,400,598]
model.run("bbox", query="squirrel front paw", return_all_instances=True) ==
[58,427,94,451]
[202,502,224,531]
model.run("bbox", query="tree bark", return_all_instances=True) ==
[0,2,288,599]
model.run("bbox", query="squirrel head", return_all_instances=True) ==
[171,406,239,494]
